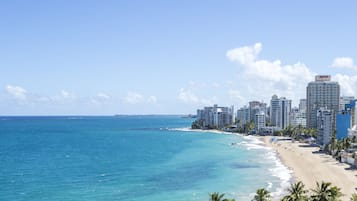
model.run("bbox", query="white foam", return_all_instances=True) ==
[238,136,271,150]
[169,127,191,132]
[266,151,293,199]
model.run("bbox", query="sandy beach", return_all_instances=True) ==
[262,136,357,201]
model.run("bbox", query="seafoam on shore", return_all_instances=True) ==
[171,128,293,200]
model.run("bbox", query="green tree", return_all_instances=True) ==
[209,192,235,201]
[350,193,357,201]
[310,181,342,201]
[209,192,225,201]
[281,181,308,201]
[252,188,271,201]
[352,135,357,143]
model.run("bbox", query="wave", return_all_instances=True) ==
[266,151,293,199]
[238,135,293,200]
[166,127,293,200]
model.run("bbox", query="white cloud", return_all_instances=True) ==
[334,74,357,96]
[5,85,27,100]
[228,89,245,103]
[178,87,217,105]
[50,90,76,102]
[124,92,144,104]
[227,43,262,65]
[331,57,356,70]
[96,92,110,100]
[226,43,316,106]
[147,96,157,103]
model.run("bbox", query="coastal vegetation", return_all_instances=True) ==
[209,181,346,201]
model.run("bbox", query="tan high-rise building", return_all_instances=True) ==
[306,75,340,128]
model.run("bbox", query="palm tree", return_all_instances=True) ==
[352,135,357,143]
[209,192,235,201]
[343,137,351,150]
[209,192,225,201]
[310,181,342,201]
[350,193,357,201]
[252,188,271,201]
[282,181,308,201]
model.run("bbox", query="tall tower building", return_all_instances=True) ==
[306,75,340,129]
[270,95,291,129]
[270,95,279,126]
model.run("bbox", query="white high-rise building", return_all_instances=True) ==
[340,96,355,111]
[290,107,307,127]
[306,75,340,129]
[255,111,266,131]
[249,101,267,122]
[196,104,234,128]
[270,95,279,126]
[299,99,307,112]
[269,95,291,129]
[237,106,249,126]
[317,108,333,146]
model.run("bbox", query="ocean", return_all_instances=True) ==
[0,116,291,201]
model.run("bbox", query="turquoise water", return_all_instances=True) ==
[0,116,291,201]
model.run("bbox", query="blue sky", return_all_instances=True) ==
[1,1,357,115]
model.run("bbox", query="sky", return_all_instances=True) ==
[1,1,357,115]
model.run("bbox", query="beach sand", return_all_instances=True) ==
[262,136,357,201]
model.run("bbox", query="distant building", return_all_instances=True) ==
[336,99,356,140]
[306,75,340,129]
[299,99,307,112]
[336,112,351,140]
[269,95,291,129]
[345,99,356,127]
[196,104,234,128]
[249,101,267,122]
[317,108,333,146]
[339,96,355,111]
[290,107,307,127]
[236,106,249,126]
[255,111,266,131]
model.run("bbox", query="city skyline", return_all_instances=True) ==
[1,1,357,115]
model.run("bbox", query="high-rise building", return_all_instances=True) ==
[255,111,266,131]
[290,107,307,127]
[317,108,333,145]
[196,104,234,128]
[249,101,267,122]
[270,95,279,126]
[306,75,340,129]
[236,106,249,126]
[339,96,355,111]
[269,95,291,129]
[299,99,307,112]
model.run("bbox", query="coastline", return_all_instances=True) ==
[189,129,293,199]
[261,136,357,201]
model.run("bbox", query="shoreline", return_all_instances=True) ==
[189,129,293,199]
[261,136,357,201]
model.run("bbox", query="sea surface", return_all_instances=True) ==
[0,116,291,201]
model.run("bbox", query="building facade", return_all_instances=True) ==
[317,108,333,146]
[236,106,249,126]
[269,95,291,129]
[306,75,340,129]
[249,101,267,122]
[196,104,234,128]
[255,111,266,131]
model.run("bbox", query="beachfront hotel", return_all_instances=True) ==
[196,104,234,129]
[306,75,340,129]
[269,95,291,129]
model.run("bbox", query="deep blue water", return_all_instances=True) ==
[0,116,291,201]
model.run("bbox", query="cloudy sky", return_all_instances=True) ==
[1,1,357,115]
